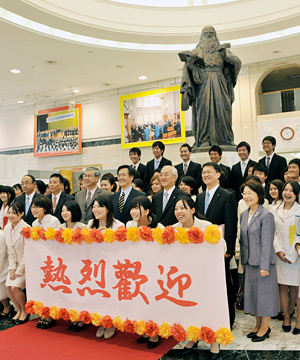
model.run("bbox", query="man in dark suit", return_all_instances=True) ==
[252,164,269,199]
[196,162,237,328]
[175,143,202,190]
[209,145,231,188]
[111,165,145,224]
[258,136,287,183]
[14,174,42,226]
[47,173,73,223]
[129,147,146,182]
[75,167,109,224]
[152,165,186,226]
[144,141,172,192]
[230,141,257,202]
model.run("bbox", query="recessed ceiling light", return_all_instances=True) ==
[272,50,281,54]
[45,60,56,65]
[102,83,112,87]
[11,69,21,74]
[72,89,80,93]
[17,100,24,104]
[139,76,147,80]
[116,65,123,68]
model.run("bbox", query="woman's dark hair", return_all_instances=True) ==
[282,181,300,204]
[63,178,71,194]
[243,175,261,184]
[178,176,198,195]
[36,180,46,194]
[130,196,158,228]
[175,195,207,221]
[0,185,15,207]
[269,179,284,201]
[91,195,114,229]
[8,202,25,216]
[13,183,23,194]
[133,178,144,192]
[101,173,117,193]
[240,181,265,205]
[32,195,52,214]
[62,201,82,223]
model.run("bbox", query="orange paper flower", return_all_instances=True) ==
[72,228,82,244]
[145,320,160,338]
[31,227,40,241]
[162,227,176,244]
[187,227,204,244]
[175,227,189,244]
[90,312,103,326]
[45,227,56,240]
[102,315,113,328]
[41,306,50,318]
[49,306,60,320]
[159,322,171,339]
[69,309,80,322]
[59,308,70,321]
[153,227,163,244]
[37,228,46,241]
[55,228,64,243]
[22,227,32,239]
[113,316,125,332]
[62,228,73,245]
[103,229,114,243]
[200,326,216,344]
[204,225,221,244]
[139,226,153,242]
[215,327,234,345]
[171,323,186,342]
[115,227,128,242]
[186,326,201,342]
[81,228,94,244]
[25,300,35,314]
[90,228,104,243]
[33,301,44,316]
[126,226,140,242]
[134,320,146,336]
[124,318,135,334]
[79,311,91,324]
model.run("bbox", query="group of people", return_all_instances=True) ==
[36,127,79,153]
[0,137,300,358]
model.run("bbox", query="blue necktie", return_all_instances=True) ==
[25,196,30,215]
[204,191,210,215]
[155,160,159,170]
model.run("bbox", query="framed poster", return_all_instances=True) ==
[34,104,82,157]
[120,86,185,149]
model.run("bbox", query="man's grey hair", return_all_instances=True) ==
[85,167,100,177]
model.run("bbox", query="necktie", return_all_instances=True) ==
[155,159,159,170]
[25,196,30,215]
[133,165,136,170]
[266,157,270,168]
[162,192,169,212]
[204,191,210,215]
[52,196,57,213]
[183,163,188,175]
[118,192,125,213]
[86,191,92,208]
[241,162,246,177]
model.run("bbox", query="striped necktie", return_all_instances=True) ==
[86,191,92,208]
[118,192,125,213]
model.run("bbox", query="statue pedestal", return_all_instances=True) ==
[191,151,240,168]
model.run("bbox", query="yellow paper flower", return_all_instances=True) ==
[45,228,56,240]
[153,227,163,244]
[33,301,44,316]
[186,326,201,342]
[134,320,146,335]
[204,225,221,244]
[159,322,171,339]
[81,228,94,244]
[31,227,40,241]
[175,228,190,244]
[90,312,103,326]
[62,228,73,245]
[215,327,234,345]
[113,316,125,332]
[103,229,115,243]
[69,309,80,322]
[126,226,140,242]
[49,306,60,320]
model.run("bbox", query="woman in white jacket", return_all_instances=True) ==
[4,202,29,324]
[271,181,300,333]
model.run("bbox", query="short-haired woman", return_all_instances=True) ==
[61,201,86,229]
[31,196,61,229]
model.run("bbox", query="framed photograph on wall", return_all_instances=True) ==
[34,104,82,157]
[120,86,185,148]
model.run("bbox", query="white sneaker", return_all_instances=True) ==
[96,325,105,338]
[104,327,115,339]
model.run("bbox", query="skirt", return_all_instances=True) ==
[244,264,280,317]
[6,273,25,288]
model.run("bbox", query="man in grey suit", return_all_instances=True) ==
[75,167,109,224]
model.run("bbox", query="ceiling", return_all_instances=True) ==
[0,0,300,112]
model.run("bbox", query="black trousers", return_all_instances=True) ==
[225,256,235,329]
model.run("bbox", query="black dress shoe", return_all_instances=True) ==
[136,336,149,344]
[293,327,300,335]
[41,319,56,329]
[282,325,291,332]
[252,328,271,342]
[182,342,197,356]
[73,323,89,332]
[15,314,30,325]
[0,306,15,320]
[147,336,160,349]
[210,352,220,360]
[246,331,257,338]
[272,312,283,320]
[36,320,43,328]
[68,323,77,331]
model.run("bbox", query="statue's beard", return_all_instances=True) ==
[198,37,220,53]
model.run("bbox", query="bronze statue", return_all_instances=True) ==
[179,26,241,150]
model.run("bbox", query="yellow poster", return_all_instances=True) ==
[289,224,296,246]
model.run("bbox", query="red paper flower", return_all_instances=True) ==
[124,318,135,333]
[115,227,128,242]
[200,326,216,344]
[102,315,113,328]
[162,227,176,244]
[41,306,50,318]
[90,229,104,243]
[54,228,64,243]
[171,323,186,342]
[25,300,35,314]
[145,320,160,338]
[79,311,91,324]
[59,308,70,321]
[22,227,32,239]
[139,226,153,242]
[187,227,204,244]
[72,228,82,244]
[37,228,47,241]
